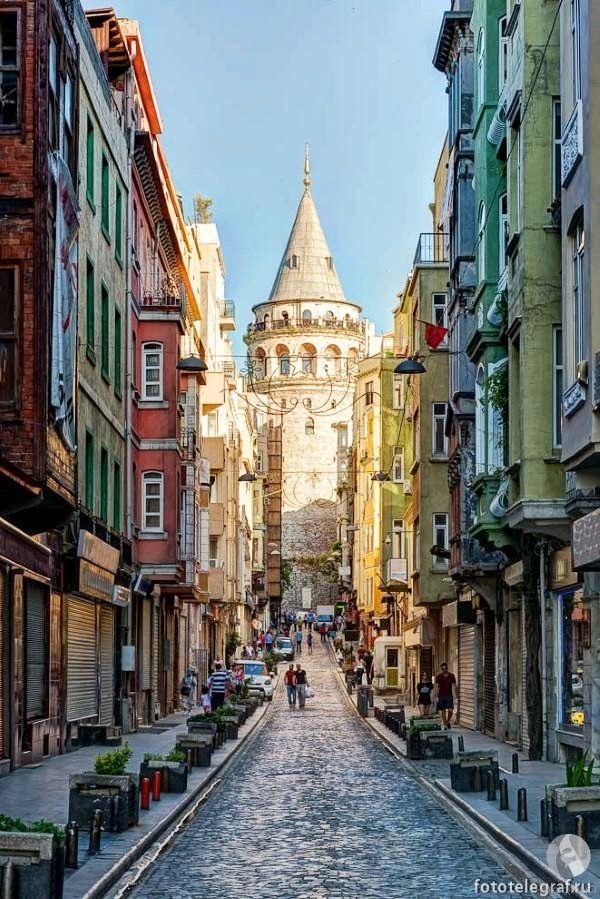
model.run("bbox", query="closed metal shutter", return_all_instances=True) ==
[179,614,187,686]
[141,599,151,691]
[67,596,98,721]
[420,645,433,681]
[152,603,159,709]
[521,603,529,754]
[0,571,4,757]
[26,583,47,720]
[99,606,114,727]
[483,610,496,734]
[458,625,476,730]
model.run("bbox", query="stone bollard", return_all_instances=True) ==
[517,787,528,822]
[512,752,519,774]
[88,809,102,855]
[499,778,509,810]
[487,769,496,801]
[65,821,79,869]
[140,776,151,811]
[458,735,465,752]
[576,814,586,841]
[540,800,548,838]
[473,766,482,792]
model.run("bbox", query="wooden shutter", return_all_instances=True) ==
[26,583,47,720]
[98,605,114,726]
[458,625,476,729]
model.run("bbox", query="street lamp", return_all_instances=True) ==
[371,472,391,482]
[238,472,258,482]
[176,355,208,373]
[394,357,426,375]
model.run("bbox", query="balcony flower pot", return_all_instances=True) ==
[68,772,139,832]
[0,829,65,899]
[547,784,600,846]
[139,760,188,794]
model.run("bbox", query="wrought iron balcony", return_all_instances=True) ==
[413,232,448,266]
[247,316,365,336]
[219,299,236,330]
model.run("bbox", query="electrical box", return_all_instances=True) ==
[121,645,135,671]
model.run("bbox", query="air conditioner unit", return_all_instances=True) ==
[403,480,412,495]
[405,406,413,421]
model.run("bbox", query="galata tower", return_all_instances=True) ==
[246,151,367,613]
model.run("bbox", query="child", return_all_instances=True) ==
[200,684,211,715]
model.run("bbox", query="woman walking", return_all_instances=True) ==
[416,672,435,717]
[306,630,313,654]
[295,663,308,708]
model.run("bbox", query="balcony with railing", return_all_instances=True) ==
[247,316,366,337]
[140,277,185,313]
[219,299,236,332]
[413,233,448,266]
[180,426,197,461]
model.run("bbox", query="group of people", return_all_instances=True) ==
[180,661,245,715]
[416,663,457,729]
[283,663,310,708]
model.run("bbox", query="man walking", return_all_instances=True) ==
[208,662,229,710]
[306,630,313,654]
[295,627,302,654]
[295,663,308,708]
[265,629,274,654]
[320,622,327,643]
[435,662,457,729]
[284,664,296,708]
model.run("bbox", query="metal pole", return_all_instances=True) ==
[576,814,586,841]
[512,752,519,774]
[65,821,79,869]
[487,769,496,801]
[152,768,161,801]
[473,766,482,792]
[88,810,102,855]
[458,735,465,752]
[140,776,151,811]
[539,541,548,760]
[1,861,15,899]
[517,787,528,822]
[499,778,509,810]
[540,800,548,838]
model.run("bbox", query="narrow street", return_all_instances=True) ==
[130,642,527,899]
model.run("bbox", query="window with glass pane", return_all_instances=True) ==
[101,154,110,236]
[48,33,58,147]
[392,448,404,483]
[477,202,486,282]
[553,326,563,448]
[101,285,109,380]
[498,16,508,91]
[392,519,404,558]
[115,184,123,261]
[0,266,18,406]
[365,381,374,405]
[302,354,314,374]
[100,447,108,521]
[432,293,448,338]
[143,472,163,531]
[0,11,20,127]
[432,402,448,456]
[393,374,404,409]
[142,343,162,399]
[114,307,121,396]
[86,259,94,353]
[85,432,94,510]
[552,100,561,201]
[560,589,588,729]
[571,0,581,104]
[572,220,585,372]
[113,460,121,530]
[86,117,95,206]
[280,354,290,375]
[433,513,449,567]
[499,194,508,273]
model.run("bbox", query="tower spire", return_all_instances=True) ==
[303,143,311,189]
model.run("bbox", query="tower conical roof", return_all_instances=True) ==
[268,186,346,303]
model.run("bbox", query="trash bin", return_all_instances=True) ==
[357,686,369,718]
[367,687,374,708]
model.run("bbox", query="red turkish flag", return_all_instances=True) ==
[424,322,448,349]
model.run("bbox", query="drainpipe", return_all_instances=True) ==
[539,540,548,760]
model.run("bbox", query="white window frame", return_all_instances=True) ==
[142,342,163,401]
[392,447,404,483]
[414,519,420,573]
[392,519,405,559]
[365,380,374,406]
[498,16,508,92]
[206,411,218,437]
[432,513,449,569]
[475,365,485,474]
[487,357,507,473]
[552,99,562,201]
[499,193,508,276]
[477,27,485,108]
[477,202,486,283]
[392,374,404,410]
[432,293,448,344]
[432,402,448,457]
[142,471,163,532]
[571,0,581,105]
[553,326,563,449]
[572,220,585,372]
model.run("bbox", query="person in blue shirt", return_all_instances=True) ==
[295,628,302,654]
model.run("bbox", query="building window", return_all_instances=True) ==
[0,266,18,407]
[475,365,485,474]
[256,451,264,473]
[206,411,218,437]
[477,202,486,283]
[0,11,19,128]
[305,417,315,436]
[100,447,108,522]
[62,71,75,175]
[552,100,562,201]
[553,326,563,449]
[499,194,508,275]
[86,117,95,208]
[114,307,122,397]
[432,293,448,340]
[572,219,586,371]
[302,309,312,323]
[101,154,110,238]
[115,183,123,263]
[142,472,163,532]
[559,589,587,730]
[85,431,94,511]
[392,447,404,483]
[48,33,58,148]
[498,16,508,92]
[393,374,404,410]
[413,409,420,463]
[101,284,109,381]
[571,0,582,105]
[365,381,374,405]
[325,310,334,323]
[432,513,449,568]
[86,258,95,357]
[392,520,405,559]
[476,28,485,108]
[432,402,448,456]
[302,352,315,375]
[279,353,290,376]
[488,358,507,472]
[413,518,420,572]
[142,342,163,400]
[290,254,298,269]
[113,460,121,530]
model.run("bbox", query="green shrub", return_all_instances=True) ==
[95,742,133,776]
[0,815,64,843]
[165,749,185,763]
[566,751,595,787]
[262,651,282,671]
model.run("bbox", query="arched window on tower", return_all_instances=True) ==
[300,343,316,375]
[324,344,341,376]
[276,344,290,376]
[324,310,335,325]
[252,348,266,380]
[290,255,298,269]
[302,309,312,324]
[305,418,315,436]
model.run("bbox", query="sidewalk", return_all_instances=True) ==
[335,662,600,896]
[0,699,272,899]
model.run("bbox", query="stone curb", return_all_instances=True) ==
[329,653,592,899]
[77,686,277,899]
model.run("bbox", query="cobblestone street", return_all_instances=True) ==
[131,643,530,899]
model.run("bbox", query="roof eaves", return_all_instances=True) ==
[432,10,472,72]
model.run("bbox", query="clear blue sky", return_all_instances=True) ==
[106,1,448,346]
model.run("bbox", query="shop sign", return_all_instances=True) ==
[112,585,131,607]
[573,509,600,571]
[77,530,119,574]
[79,560,115,602]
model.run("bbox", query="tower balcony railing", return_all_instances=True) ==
[247,316,365,336]
[413,233,449,266]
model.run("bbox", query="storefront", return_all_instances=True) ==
[442,599,477,730]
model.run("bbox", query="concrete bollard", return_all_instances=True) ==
[512,752,519,774]
[1,861,15,899]
[517,787,528,822]
[88,809,102,855]
[458,735,465,752]
[65,821,79,869]
[540,800,548,838]
[576,814,586,841]
[499,778,509,810]
[152,769,161,802]
[473,766,482,792]
[140,776,151,811]
[487,769,496,801]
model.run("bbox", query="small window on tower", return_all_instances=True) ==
[326,257,333,270]
[290,255,298,269]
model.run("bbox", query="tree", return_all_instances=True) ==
[193,194,213,224]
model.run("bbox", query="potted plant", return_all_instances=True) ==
[140,749,188,793]
[547,753,600,845]
[68,742,139,832]
[0,816,65,898]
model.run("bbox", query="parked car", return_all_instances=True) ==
[275,636,294,661]
[235,660,274,700]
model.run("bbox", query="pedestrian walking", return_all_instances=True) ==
[200,685,211,715]
[179,669,195,711]
[295,663,308,708]
[284,664,297,708]
[306,630,313,654]
[265,629,274,654]
[259,631,266,651]
[354,656,365,686]
[208,663,229,710]
[320,622,327,643]
[362,650,373,685]
[416,673,434,717]
[295,627,302,654]
[434,662,457,729]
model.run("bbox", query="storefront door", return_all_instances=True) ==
[458,626,476,729]
[66,596,98,722]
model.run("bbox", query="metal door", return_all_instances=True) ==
[25,583,47,720]
[67,596,98,721]
[483,610,496,734]
[141,599,151,691]
[521,604,530,754]
[99,605,114,727]
[458,625,476,729]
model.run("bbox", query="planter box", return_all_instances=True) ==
[188,720,218,749]
[548,785,600,846]
[176,735,213,768]
[219,716,239,740]
[0,832,64,899]
[139,761,188,794]
[450,751,499,793]
[227,704,248,724]
[421,731,453,759]
[68,773,139,832]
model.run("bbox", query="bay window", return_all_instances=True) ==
[142,472,163,532]
[142,342,163,400]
